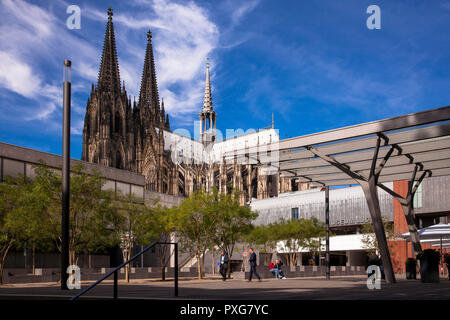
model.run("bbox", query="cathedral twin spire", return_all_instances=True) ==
[97,8,121,94]
[96,8,169,129]
[139,30,161,120]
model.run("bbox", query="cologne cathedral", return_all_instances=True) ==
[82,9,304,204]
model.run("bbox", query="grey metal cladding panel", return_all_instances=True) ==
[252,185,393,227]
[0,142,145,186]
[415,175,450,214]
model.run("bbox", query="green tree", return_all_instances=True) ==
[272,217,326,266]
[209,189,258,277]
[32,163,116,266]
[244,223,278,266]
[361,217,394,254]
[138,204,175,281]
[301,217,327,265]
[5,177,54,274]
[0,177,25,284]
[111,193,148,282]
[173,190,217,280]
[274,219,303,266]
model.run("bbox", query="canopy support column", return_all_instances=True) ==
[307,136,397,283]
[377,165,430,258]
[360,177,396,283]
[399,166,428,257]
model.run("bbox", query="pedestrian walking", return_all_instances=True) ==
[247,248,261,282]
[219,250,229,281]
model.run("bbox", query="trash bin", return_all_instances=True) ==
[419,249,440,283]
[405,258,416,280]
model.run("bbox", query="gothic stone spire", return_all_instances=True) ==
[202,58,213,112]
[97,8,121,94]
[139,29,160,115]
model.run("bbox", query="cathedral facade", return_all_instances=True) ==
[82,9,304,204]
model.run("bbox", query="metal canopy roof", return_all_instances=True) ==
[230,105,450,284]
[232,106,450,188]
[279,123,450,187]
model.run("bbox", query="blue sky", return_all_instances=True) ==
[0,0,449,158]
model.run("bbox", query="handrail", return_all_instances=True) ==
[70,241,178,300]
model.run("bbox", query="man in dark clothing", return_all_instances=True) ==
[247,248,261,282]
[219,251,229,281]
[367,252,383,279]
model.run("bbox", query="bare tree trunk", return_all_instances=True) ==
[126,249,131,283]
[158,243,169,281]
[226,248,233,279]
[288,253,297,266]
[161,266,166,281]
[69,249,75,267]
[202,249,206,276]
[197,251,202,280]
[0,241,13,285]
[32,244,36,275]
[212,251,215,275]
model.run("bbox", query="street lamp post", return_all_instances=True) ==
[325,186,330,280]
[61,60,71,290]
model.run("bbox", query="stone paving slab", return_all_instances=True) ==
[0,275,449,300]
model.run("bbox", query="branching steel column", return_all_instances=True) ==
[399,167,429,257]
[360,178,396,283]
[308,141,396,283]
[363,136,396,284]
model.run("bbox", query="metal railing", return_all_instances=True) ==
[70,242,178,300]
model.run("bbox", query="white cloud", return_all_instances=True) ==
[1,0,55,38]
[0,51,42,97]
[82,0,219,117]
[0,0,258,136]
[230,0,260,25]
[0,0,101,132]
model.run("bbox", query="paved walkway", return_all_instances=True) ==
[0,275,449,300]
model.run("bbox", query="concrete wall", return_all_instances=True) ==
[145,190,184,208]
[1,267,198,284]
[0,141,145,199]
